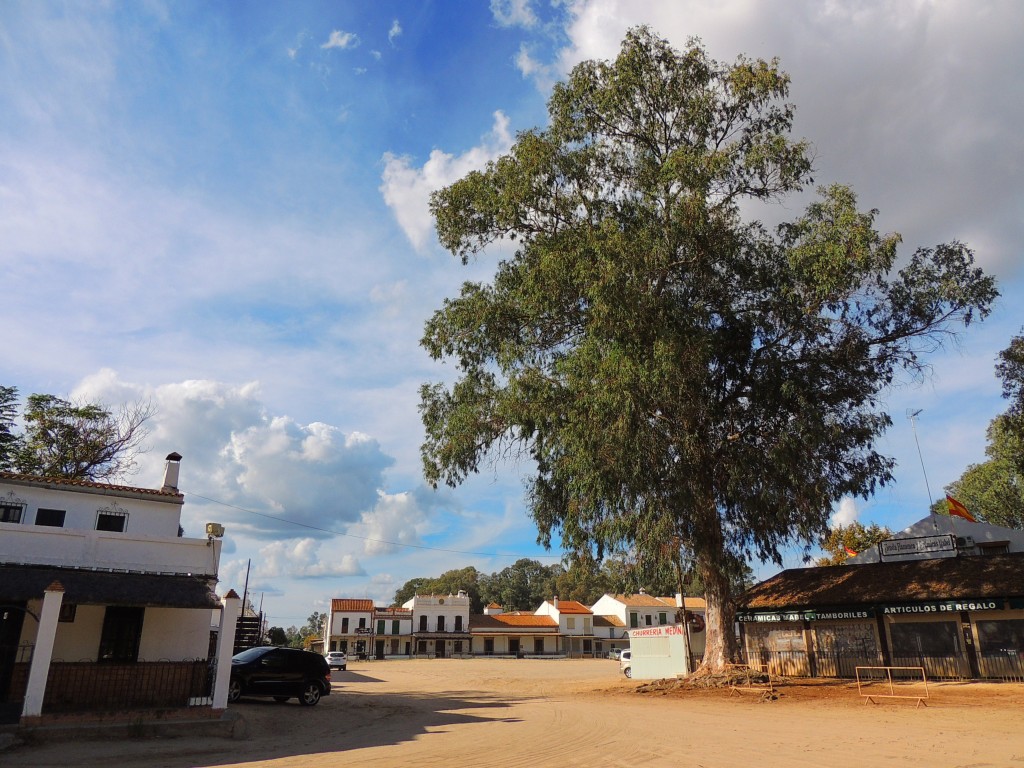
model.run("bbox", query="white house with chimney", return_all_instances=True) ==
[0,453,238,726]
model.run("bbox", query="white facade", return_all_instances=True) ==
[326,599,375,656]
[404,592,472,657]
[591,592,707,658]
[0,455,234,721]
[535,598,595,656]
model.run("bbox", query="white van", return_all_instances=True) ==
[619,649,632,678]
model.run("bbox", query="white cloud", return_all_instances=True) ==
[380,111,514,251]
[830,497,859,529]
[388,19,402,45]
[357,490,434,556]
[322,30,359,50]
[491,0,538,28]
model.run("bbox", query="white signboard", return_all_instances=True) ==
[879,534,955,559]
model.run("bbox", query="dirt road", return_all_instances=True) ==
[6,658,1024,767]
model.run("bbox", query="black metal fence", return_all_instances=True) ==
[41,659,213,713]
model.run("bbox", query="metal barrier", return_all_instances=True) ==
[855,666,929,707]
[42,659,212,713]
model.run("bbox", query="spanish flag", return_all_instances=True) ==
[844,546,858,556]
[946,494,976,523]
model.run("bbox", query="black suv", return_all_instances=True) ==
[228,646,332,706]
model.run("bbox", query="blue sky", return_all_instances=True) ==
[2,1,1022,628]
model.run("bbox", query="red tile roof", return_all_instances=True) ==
[0,470,182,499]
[471,614,558,630]
[550,600,591,614]
[594,615,625,628]
[331,598,375,612]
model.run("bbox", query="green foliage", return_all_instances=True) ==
[942,416,1024,529]
[997,333,1024,476]
[420,28,996,667]
[0,386,19,472]
[392,567,485,613]
[266,626,287,646]
[3,389,154,481]
[817,522,894,566]
[479,558,562,611]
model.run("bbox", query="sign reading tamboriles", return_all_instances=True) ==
[879,534,955,560]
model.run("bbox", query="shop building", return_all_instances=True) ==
[739,551,1024,680]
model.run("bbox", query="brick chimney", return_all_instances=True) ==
[162,452,182,492]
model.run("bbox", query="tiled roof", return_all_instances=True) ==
[486,602,502,609]
[470,614,558,630]
[742,552,1024,610]
[0,470,183,499]
[551,600,591,614]
[609,593,670,607]
[655,596,706,610]
[593,614,625,628]
[331,598,375,612]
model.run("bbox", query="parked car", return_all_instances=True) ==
[620,648,632,678]
[607,648,622,661]
[229,646,332,706]
[325,651,347,670]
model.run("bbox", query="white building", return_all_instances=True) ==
[0,453,237,725]
[325,599,375,658]
[535,597,595,656]
[847,513,1024,564]
[470,603,559,656]
[403,591,471,657]
[590,591,707,659]
[372,607,413,659]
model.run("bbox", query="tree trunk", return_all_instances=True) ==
[695,553,739,673]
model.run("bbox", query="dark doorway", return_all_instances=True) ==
[375,640,385,660]
[0,603,28,724]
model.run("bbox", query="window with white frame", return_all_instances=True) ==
[566,617,576,630]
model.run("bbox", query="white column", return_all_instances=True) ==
[22,581,65,719]
[212,589,241,709]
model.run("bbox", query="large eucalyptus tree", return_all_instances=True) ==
[419,28,996,669]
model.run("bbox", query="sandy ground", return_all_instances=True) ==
[6,658,1024,768]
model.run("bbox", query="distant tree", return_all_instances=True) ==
[0,386,19,471]
[817,522,894,565]
[421,28,996,672]
[392,568,485,613]
[393,577,433,607]
[549,556,611,606]
[14,392,154,481]
[267,626,287,646]
[480,558,561,611]
[997,333,1024,475]
[941,416,1024,529]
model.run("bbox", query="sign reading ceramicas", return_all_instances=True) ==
[737,608,874,623]
[879,534,955,559]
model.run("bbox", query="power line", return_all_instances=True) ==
[183,489,562,560]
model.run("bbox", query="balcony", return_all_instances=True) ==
[0,523,222,576]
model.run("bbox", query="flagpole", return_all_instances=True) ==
[907,409,945,534]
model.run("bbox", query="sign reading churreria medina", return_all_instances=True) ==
[879,534,955,559]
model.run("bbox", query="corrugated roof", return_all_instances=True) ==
[0,564,219,608]
[331,598,375,612]
[742,552,1024,609]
